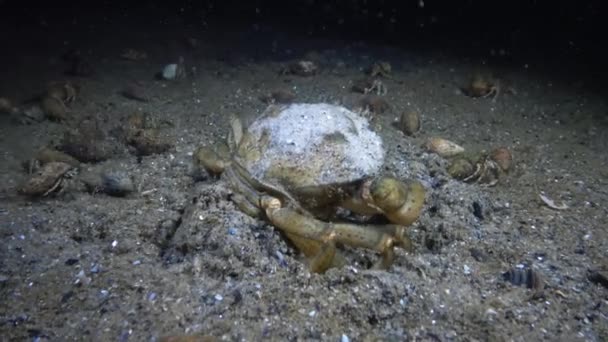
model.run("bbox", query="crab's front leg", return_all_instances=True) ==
[260,196,412,273]
[342,176,426,226]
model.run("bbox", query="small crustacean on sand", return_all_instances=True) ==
[197,103,425,273]
[448,147,513,186]
[368,61,392,78]
[352,78,388,96]
[41,81,79,121]
[280,60,319,76]
[463,73,500,99]
[18,162,74,197]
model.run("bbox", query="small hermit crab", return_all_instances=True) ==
[368,61,392,78]
[447,147,513,186]
[197,103,425,273]
[462,73,499,99]
[40,81,79,121]
[18,161,75,197]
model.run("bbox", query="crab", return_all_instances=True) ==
[368,61,392,78]
[47,81,78,104]
[198,103,425,273]
[463,74,500,100]
[462,154,502,186]
[41,81,79,121]
[364,79,387,96]
[448,147,512,187]
[18,161,75,197]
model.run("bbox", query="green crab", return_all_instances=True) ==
[197,103,425,273]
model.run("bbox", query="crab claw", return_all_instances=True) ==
[369,177,426,226]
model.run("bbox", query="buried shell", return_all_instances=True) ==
[34,147,81,167]
[502,267,544,291]
[0,97,15,114]
[18,162,73,197]
[127,128,173,156]
[490,147,513,172]
[283,60,318,76]
[463,74,498,98]
[425,137,465,157]
[193,146,226,177]
[447,157,475,180]
[41,96,69,121]
[46,81,78,103]
[397,110,421,135]
[59,129,114,163]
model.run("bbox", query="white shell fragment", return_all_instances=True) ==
[162,64,178,80]
[245,103,385,186]
[539,193,569,210]
[425,137,465,157]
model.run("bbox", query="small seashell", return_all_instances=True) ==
[59,130,114,162]
[80,169,134,196]
[489,147,513,172]
[162,64,178,80]
[46,82,78,103]
[284,60,318,76]
[126,111,146,131]
[539,193,569,210]
[502,267,544,291]
[100,170,134,196]
[447,157,474,180]
[194,146,226,177]
[398,110,421,135]
[0,97,14,114]
[34,147,80,167]
[127,128,173,156]
[41,95,68,121]
[425,137,465,157]
[122,83,150,102]
[464,74,495,98]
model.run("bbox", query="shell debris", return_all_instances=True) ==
[539,193,569,210]
[425,137,465,157]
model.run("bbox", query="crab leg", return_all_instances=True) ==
[224,165,347,272]
[260,196,412,272]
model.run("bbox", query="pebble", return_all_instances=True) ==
[227,227,238,235]
[90,264,101,274]
[99,289,109,299]
[341,334,350,342]
[100,170,135,197]
[214,294,223,301]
